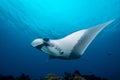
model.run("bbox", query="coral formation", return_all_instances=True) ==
[0,70,108,80]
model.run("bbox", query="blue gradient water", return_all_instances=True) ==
[0,0,120,80]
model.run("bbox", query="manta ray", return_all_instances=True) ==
[31,20,114,60]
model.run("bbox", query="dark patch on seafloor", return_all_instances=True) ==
[0,70,108,80]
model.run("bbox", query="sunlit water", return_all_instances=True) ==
[0,0,120,80]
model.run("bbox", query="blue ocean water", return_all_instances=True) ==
[0,0,120,80]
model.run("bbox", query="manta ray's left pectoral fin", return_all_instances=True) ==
[70,20,115,57]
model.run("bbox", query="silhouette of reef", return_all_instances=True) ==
[0,70,108,80]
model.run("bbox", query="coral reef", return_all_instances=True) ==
[0,70,108,80]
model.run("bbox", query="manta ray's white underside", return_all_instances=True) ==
[31,20,114,60]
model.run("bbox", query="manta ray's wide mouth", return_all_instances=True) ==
[32,38,50,50]
[36,42,50,50]
[35,44,45,49]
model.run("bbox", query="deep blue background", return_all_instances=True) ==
[0,0,120,80]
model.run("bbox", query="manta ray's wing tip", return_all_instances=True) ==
[105,19,115,25]
[110,19,115,23]
[109,19,116,23]
[101,19,115,28]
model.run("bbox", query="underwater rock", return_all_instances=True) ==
[72,70,86,80]
[45,73,58,80]
[82,74,108,80]
[0,70,108,80]
[17,73,30,80]
[0,75,15,80]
